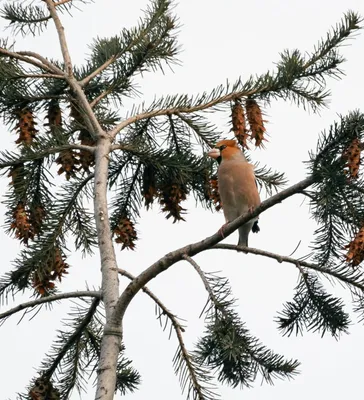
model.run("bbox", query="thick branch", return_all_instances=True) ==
[111,175,315,326]
[0,290,101,321]
[213,244,364,292]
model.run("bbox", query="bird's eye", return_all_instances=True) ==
[218,145,227,151]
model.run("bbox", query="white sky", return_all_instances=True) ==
[1,0,364,399]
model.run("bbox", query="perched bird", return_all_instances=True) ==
[208,139,261,246]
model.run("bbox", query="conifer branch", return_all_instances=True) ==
[182,255,217,303]
[0,48,62,74]
[79,56,117,88]
[54,0,73,6]
[44,0,73,76]
[109,88,259,138]
[0,290,102,321]
[0,144,95,168]
[44,0,105,138]
[11,73,65,80]
[212,244,364,292]
[118,268,185,333]
[17,51,64,74]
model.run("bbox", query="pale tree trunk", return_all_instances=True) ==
[93,136,122,400]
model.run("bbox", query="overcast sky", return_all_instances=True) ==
[1,0,364,399]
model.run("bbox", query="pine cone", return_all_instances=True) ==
[114,218,138,250]
[56,149,81,180]
[346,225,364,267]
[10,202,35,245]
[343,138,361,180]
[158,182,187,222]
[231,99,249,148]
[14,108,38,146]
[245,99,267,147]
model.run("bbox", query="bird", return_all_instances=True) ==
[208,139,261,247]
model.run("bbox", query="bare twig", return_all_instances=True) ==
[0,290,102,321]
[11,73,65,80]
[90,88,114,108]
[80,56,117,88]
[17,51,64,75]
[0,48,62,75]
[118,268,185,333]
[182,255,218,304]
[111,175,315,326]
[44,0,73,76]
[212,244,364,292]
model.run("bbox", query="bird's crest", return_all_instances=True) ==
[214,139,238,149]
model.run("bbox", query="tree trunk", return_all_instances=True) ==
[93,135,121,400]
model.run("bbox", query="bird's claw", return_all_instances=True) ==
[219,222,229,239]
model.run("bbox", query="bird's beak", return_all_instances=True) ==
[207,148,220,159]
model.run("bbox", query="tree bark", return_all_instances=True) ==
[93,135,121,400]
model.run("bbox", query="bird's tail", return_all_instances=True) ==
[238,223,253,247]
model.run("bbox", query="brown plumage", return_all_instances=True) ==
[208,139,261,246]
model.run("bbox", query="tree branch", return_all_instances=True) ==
[110,175,315,326]
[11,73,65,80]
[118,268,185,333]
[0,48,62,75]
[44,0,105,139]
[0,144,96,168]
[108,86,263,138]
[17,51,64,74]
[89,88,114,109]
[212,244,364,292]
[44,0,73,76]
[0,290,102,321]
[79,56,117,88]
[182,255,218,305]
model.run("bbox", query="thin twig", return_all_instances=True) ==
[212,244,364,292]
[11,73,65,80]
[0,290,102,321]
[0,48,62,75]
[0,144,96,168]
[182,255,218,304]
[118,268,185,333]
[43,297,100,378]
[89,88,114,108]
[44,1,73,76]
[80,56,117,88]
[17,51,64,75]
